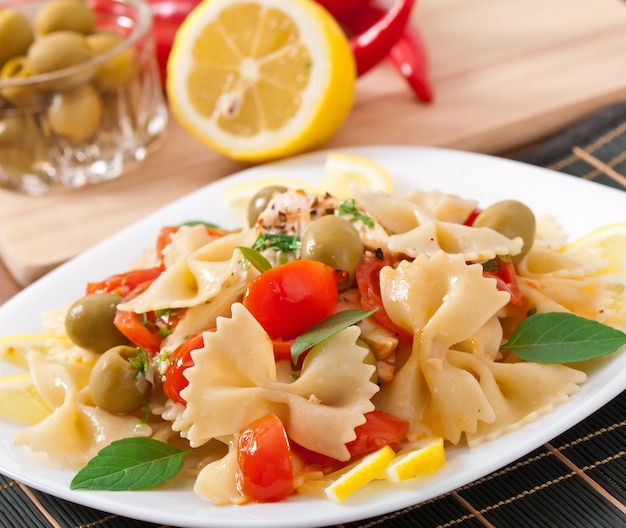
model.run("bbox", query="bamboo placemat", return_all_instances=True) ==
[1,101,626,528]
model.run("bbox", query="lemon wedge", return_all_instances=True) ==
[0,333,72,369]
[385,437,446,483]
[222,176,318,225]
[561,222,626,273]
[320,152,394,198]
[0,373,51,424]
[324,445,396,502]
[166,0,356,163]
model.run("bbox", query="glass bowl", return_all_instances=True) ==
[0,0,167,195]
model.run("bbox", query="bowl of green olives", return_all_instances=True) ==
[0,0,167,195]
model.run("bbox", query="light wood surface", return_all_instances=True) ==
[2,0,626,290]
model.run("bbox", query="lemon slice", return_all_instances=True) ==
[561,222,626,273]
[222,176,319,225]
[0,373,52,424]
[324,445,396,502]
[320,152,394,198]
[0,333,73,369]
[385,437,446,483]
[167,0,356,163]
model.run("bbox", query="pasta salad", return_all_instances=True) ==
[2,156,626,505]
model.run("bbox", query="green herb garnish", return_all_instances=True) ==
[70,438,191,491]
[251,233,301,264]
[180,220,220,228]
[128,348,149,375]
[501,312,626,363]
[337,199,375,228]
[291,309,377,364]
[237,246,272,273]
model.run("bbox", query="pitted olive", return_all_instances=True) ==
[89,345,151,414]
[247,185,288,226]
[0,9,34,68]
[473,199,536,263]
[27,30,92,75]
[35,0,96,36]
[65,292,130,353]
[0,57,45,109]
[301,214,364,289]
[48,83,103,142]
[86,31,138,90]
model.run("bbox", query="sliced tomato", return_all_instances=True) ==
[161,332,206,404]
[483,256,522,305]
[237,413,294,502]
[243,259,339,340]
[355,251,413,342]
[86,267,162,297]
[291,410,408,472]
[271,337,296,362]
[113,280,185,353]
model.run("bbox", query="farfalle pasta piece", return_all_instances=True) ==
[181,303,378,461]
[351,186,477,233]
[13,352,152,466]
[388,219,523,262]
[118,228,258,312]
[375,251,586,445]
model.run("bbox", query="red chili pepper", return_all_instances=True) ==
[388,26,433,103]
[341,0,416,77]
[314,0,370,19]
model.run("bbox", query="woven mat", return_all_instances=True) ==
[2,102,626,528]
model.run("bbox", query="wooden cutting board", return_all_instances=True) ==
[3,0,626,287]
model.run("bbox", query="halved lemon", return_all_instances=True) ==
[167,0,356,163]
[0,373,51,424]
[385,437,446,483]
[561,222,626,273]
[320,152,394,198]
[0,333,73,369]
[324,445,396,502]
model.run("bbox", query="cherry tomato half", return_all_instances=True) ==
[237,413,294,502]
[243,260,339,340]
[291,410,409,472]
[86,267,162,297]
[356,252,413,342]
[483,256,522,305]
[113,281,185,353]
[161,332,206,404]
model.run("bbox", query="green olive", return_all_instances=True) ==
[27,30,92,75]
[0,57,45,109]
[35,0,96,36]
[247,185,288,226]
[86,31,137,90]
[89,345,151,414]
[473,199,536,263]
[48,83,102,142]
[65,292,130,353]
[0,114,31,148]
[301,215,363,289]
[0,9,34,68]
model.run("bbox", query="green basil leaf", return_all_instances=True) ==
[291,309,377,364]
[237,246,272,273]
[501,312,626,363]
[181,220,219,228]
[70,437,190,491]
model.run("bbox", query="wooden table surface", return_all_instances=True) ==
[3,0,626,298]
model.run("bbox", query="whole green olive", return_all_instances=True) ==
[48,83,103,142]
[65,292,130,353]
[0,9,34,68]
[86,31,138,91]
[89,345,151,414]
[35,0,96,36]
[301,214,364,289]
[27,30,92,75]
[247,185,288,226]
[473,199,536,263]
[0,114,31,148]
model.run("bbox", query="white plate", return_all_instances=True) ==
[1,146,625,528]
